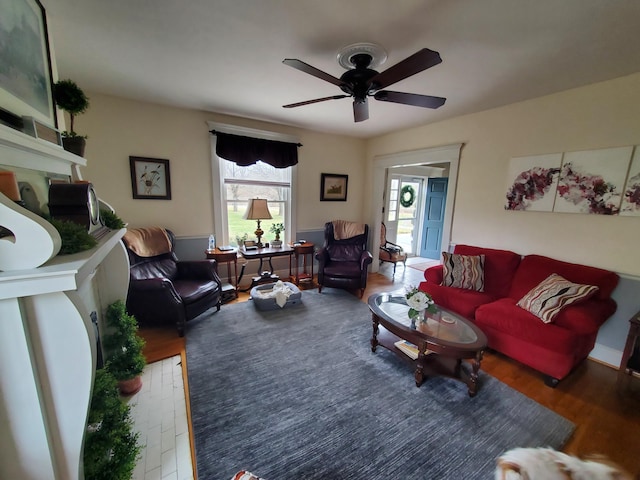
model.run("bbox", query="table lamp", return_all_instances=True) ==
[244,198,272,248]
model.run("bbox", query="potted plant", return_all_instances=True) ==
[103,300,146,396]
[53,79,90,156]
[83,368,141,479]
[269,222,285,247]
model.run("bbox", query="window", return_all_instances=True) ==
[209,122,297,247]
[220,160,291,246]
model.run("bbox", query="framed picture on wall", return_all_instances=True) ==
[129,156,172,200]
[0,0,57,129]
[320,173,348,201]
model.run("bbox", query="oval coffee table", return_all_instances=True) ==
[368,293,487,397]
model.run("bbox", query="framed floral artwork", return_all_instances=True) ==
[129,156,172,200]
[320,173,348,201]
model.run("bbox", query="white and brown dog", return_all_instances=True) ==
[495,448,634,480]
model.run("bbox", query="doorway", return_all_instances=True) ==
[384,174,424,255]
[370,144,462,273]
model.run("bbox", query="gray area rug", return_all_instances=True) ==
[186,289,574,479]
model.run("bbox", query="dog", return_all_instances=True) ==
[495,447,634,480]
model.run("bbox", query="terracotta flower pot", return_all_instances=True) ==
[118,376,142,396]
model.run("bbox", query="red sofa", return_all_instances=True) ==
[419,245,619,386]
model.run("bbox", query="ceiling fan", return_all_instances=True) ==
[282,43,446,122]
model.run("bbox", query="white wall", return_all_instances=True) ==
[366,73,640,277]
[76,93,366,237]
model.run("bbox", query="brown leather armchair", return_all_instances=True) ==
[379,222,407,277]
[123,227,222,337]
[315,221,373,298]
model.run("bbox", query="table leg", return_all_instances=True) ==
[415,349,427,387]
[468,349,484,397]
[371,316,379,352]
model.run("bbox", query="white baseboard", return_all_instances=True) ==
[589,343,622,369]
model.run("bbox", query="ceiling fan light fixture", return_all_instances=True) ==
[337,42,387,70]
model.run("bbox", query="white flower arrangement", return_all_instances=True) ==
[405,285,436,321]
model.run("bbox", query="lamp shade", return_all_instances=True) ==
[243,198,272,220]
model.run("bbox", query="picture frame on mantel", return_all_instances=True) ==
[129,157,172,200]
[320,173,348,201]
[0,0,57,129]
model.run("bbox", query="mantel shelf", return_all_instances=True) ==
[0,228,126,300]
[0,123,85,175]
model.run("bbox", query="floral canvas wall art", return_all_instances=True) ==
[620,147,640,217]
[553,146,633,215]
[504,153,562,211]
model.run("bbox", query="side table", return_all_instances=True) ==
[291,242,315,286]
[618,310,640,393]
[206,248,238,302]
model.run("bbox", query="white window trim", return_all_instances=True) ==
[207,121,298,245]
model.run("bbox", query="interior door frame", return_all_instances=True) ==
[369,143,463,273]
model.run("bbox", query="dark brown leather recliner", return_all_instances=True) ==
[315,221,373,298]
[123,228,222,337]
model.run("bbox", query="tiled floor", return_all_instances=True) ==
[128,355,194,480]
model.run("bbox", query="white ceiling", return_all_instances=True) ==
[44,0,640,139]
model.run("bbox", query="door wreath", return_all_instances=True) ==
[399,185,416,208]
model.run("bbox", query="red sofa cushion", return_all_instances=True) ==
[509,254,619,302]
[450,245,521,297]
[419,281,500,319]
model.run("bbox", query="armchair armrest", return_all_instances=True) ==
[424,264,443,284]
[129,278,182,303]
[360,251,373,269]
[176,260,221,283]
[315,248,330,266]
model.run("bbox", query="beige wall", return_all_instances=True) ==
[76,93,366,237]
[366,73,640,277]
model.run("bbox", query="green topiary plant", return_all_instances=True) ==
[103,300,146,382]
[47,216,97,254]
[53,79,90,138]
[100,208,125,229]
[269,222,285,241]
[83,368,141,480]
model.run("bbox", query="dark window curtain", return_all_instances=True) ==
[213,131,299,168]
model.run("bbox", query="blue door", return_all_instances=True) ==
[420,177,448,259]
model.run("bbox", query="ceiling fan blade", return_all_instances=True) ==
[374,90,446,109]
[368,48,442,91]
[283,59,345,87]
[283,95,349,108]
[353,99,369,122]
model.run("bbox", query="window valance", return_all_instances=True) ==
[211,131,301,168]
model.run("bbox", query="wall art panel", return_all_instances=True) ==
[504,153,562,211]
[553,146,633,215]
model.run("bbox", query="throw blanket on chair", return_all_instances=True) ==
[123,227,172,257]
[332,220,365,240]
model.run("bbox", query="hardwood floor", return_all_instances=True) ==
[139,261,640,476]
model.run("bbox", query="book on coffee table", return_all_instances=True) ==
[394,340,433,360]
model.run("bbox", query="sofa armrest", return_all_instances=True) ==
[424,264,443,284]
[553,299,617,335]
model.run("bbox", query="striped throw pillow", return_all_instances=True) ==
[517,273,598,323]
[441,252,485,292]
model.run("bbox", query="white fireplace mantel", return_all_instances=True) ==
[0,123,129,480]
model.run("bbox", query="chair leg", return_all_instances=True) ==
[392,262,397,277]
[318,284,323,293]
